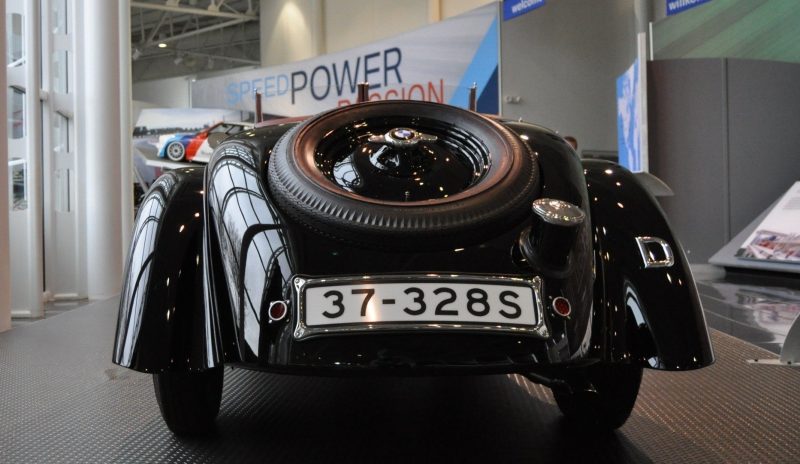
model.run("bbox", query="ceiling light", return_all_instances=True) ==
[158,42,167,48]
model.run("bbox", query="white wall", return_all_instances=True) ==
[260,0,496,66]
[324,0,429,54]
[501,0,637,152]
[440,0,495,19]
[132,76,192,107]
[260,0,325,66]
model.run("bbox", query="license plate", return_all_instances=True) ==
[293,275,547,340]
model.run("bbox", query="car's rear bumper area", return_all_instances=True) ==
[230,329,596,376]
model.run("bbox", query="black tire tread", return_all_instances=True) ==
[153,367,224,437]
[551,363,643,431]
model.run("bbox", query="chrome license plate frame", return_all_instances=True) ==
[292,274,548,340]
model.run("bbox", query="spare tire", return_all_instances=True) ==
[267,101,539,248]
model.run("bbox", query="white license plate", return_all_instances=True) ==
[294,275,544,339]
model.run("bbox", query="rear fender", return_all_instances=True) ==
[205,135,297,364]
[113,167,222,373]
[584,160,714,370]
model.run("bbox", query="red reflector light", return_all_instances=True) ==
[552,297,571,317]
[268,301,288,321]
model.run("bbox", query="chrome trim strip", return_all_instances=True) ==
[292,274,548,341]
[635,236,675,268]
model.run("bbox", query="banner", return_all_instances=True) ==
[503,0,545,21]
[192,4,499,117]
[667,0,712,16]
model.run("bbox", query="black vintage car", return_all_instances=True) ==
[113,98,713,436]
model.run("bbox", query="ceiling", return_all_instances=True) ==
[130,0,261,82]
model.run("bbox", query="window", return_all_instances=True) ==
[53,50,69,93]
[53,113,72,212]
[52,0,68,35]
[8,87,25,139]
[53,112,70,154]
[6,13,24,67]
[10,158,27,211]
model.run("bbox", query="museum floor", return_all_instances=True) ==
[1,274,798,463]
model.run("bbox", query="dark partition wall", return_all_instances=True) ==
[726,60,800,235]
[648,59,728,262]
[649,58,800,263]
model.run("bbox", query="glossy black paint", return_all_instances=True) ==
[210,116,593,372]
[582,160,714,370]
[503,120,596,363]
[315,117,489,202]
[113,167,222,373]
[113,105,712,378]
[204,123,297,366]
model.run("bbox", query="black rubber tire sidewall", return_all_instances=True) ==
[153,367,223,437]
[267,101,539,248]
[551,363,643,431]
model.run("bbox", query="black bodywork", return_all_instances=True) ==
[114,101,713,383]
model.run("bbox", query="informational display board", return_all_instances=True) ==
[736,181,800,264]
[191,4,499,117]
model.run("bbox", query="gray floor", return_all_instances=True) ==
[10,299,88,328]
[699,278,800,354]
[1,295,799,463]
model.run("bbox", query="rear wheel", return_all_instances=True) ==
[551,363,642,430]
[153,367,223,436]
[166,141,186,161]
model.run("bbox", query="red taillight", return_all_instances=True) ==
[268,301,288,321]
[552,297,571,317]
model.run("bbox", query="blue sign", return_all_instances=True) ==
[666,0,712,16]
[617,59,642,172]
[503,0,545,21]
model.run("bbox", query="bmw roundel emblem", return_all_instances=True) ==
[391,128,415,140]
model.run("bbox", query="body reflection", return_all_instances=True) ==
[207,143,294,359]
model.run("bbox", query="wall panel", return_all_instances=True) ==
[500,0,636,152]
[649,58,800,263]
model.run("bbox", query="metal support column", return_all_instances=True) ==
[120,0,133,258]
[0,0,10,331]
[82,0,123,298]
